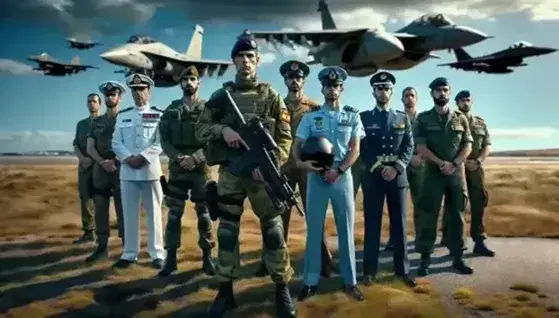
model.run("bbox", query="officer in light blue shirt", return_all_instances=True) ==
[291,66,366,302]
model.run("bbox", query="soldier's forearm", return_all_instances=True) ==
[196,123,226,143]
[74,145,85,161]
[161,142,183,161]
[339,148,359,172]
[86,139,104,163]
[454,144,472,165]
[417,145,444,166]
[479,146,490,162]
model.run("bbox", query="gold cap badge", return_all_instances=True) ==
[328,70,337,79]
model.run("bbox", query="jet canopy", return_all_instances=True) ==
[412,14,455,27]
[509,41,533,49]
[126,35,157,44]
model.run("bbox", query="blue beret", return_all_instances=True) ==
[280,60,310,78]
[429,77,450,89]
[318,66,347,84]
[455,90,471,101]
[370,71,396,87]
[231,30,258,59]
[99,81,126,94]
[126,73,154,88]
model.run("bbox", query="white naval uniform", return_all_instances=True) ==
[111,104,166,261]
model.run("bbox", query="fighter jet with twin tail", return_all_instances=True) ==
[28,53,99,76]
[247,0,491,77]
[66,38,103,50]
[100,24,232,87]
[438,41,557,74]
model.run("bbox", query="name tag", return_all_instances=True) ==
[366,124,380,129]
[122,119,132,123]
[142,113,160,122]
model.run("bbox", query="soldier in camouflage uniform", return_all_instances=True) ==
[441,90,494,257]
[254,60,337,278]
[195,33,296,317]
[157,66,216,277]
[413,77,474,277]
[85,81,126,263]
[72,93,101,244]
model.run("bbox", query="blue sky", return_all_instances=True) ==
[0,1,558,152]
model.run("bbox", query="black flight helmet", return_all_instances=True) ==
[301,136,335,169]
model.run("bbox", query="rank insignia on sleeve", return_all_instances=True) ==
[280,108,291,123]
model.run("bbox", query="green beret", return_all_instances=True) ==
[455,90,471,101]
[429,77,450,90]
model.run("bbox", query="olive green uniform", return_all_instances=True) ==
[442,114,490,243]
[159,98,214,252]
[74,117,95,232]
[351,155,366,197]
[88,113,125,244]
[196,77,293,284]
[413,108,472,255]
[406,111,424,237]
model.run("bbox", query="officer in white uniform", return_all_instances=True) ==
[111,73,166,269]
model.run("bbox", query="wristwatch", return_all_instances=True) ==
[337,167,345,175]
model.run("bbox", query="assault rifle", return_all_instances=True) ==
[220,89,304,217]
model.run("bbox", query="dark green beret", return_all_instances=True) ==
[455,90,471,101]
[279,60,310,78]
[429,77,450,90]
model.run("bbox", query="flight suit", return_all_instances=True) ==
[158,98,215,275]
[360,107,414,280]
[88,113,124,245]
[414,108,473,257]
[73,116,95,234]
[298,104,365,288]
[195,77,293,284]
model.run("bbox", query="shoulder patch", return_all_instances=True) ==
[118,107,133,114]
[474,115,485,122]
[150,106,163,112]
[343,105,359,113]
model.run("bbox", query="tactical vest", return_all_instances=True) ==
[206,81,276,166]
[165,99,205,151]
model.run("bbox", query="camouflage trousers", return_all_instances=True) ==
[214,166,293,284]
[92,162,124,244]
[77,165,95,232]
[163,170,214,252]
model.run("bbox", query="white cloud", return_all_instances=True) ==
[0,130,74,153]
[0,59,41,75]
[490,127,558,138]
[258,52,277,64]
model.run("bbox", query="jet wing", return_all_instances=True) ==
[141,51,233,77]
[437,56,498,66]
[248,28,369,48]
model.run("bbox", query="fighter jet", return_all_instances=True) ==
[99,24,232,87]
[438,41,557,74]
[66,38,103,50]
[28,53,99,76]
[247,0,491,77]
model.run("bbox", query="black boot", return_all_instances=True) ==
[73,231,95,244]
[473,240,495,257]
[85,244,108,264]
[452,255,474,275]
[202,249,217,276]
[255,261,268,277]
[276,283,297,317]
[209,281,236,318]
[158,249,178,277]
[417,253,430,276]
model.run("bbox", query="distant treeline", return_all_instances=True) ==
[491,148,559,157]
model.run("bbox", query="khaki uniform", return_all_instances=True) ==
[159,98,214,252]
[196,77,293,283]
[88,113,124,244]
[406,111,425,237]
[442,114,490,243]
[74,117,95,232]
[413,108,472,255]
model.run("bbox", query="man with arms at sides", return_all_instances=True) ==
[359,72,416,288]
[255,60,337,278]
[85,82,126,263]
[294,66,365,302]
[195,33,296,317]
[111,73,166,269]
[72,93,101,244]
[414,77,474,277]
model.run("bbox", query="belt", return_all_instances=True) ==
[369,155,398,173]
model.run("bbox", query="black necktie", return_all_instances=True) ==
[380,110,388,129]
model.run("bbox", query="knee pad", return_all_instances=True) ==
[217,222,239,251]
[262,219,285,250]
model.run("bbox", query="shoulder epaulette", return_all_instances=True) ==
[343,105,359,113]
[256,82,271,93]
[118,107,133,114]
[395,109,406,114]
[474,115,485,122]
[151,106,163,112]
[454,109,463,115]
[305,105,321,113]
[222,81,235,91]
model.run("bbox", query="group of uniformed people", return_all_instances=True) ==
[71,32,494,318]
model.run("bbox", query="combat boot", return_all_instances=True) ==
[452,252,474,274]
[208,281,236,317]
[157,249,178,277]
[473,240,495,257]
[255,261,269,277]
[417,253,430,276]
[202,250,217,276]
[73,231,94,244]
[85,244,108,264]
[275,283,297,317]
